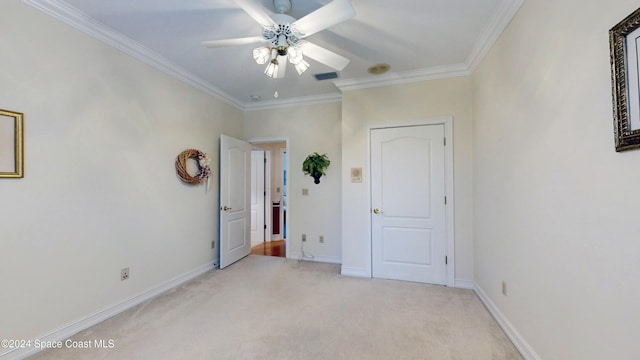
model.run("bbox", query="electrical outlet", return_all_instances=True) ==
[302,234,307,242]
[502,281,507,296]
[211,240,215,249]
[121,267,130,281]
[319,235,324,243]
[302,188,309,196]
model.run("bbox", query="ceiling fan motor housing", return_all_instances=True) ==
[273,0,292,14]
[263,13,301,49]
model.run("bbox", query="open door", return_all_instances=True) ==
[219,134,251,269]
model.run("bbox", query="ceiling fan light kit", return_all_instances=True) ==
[264,58,280,78]
[252,47,271,64]
[202,0,355,80]
[294,60,310,75]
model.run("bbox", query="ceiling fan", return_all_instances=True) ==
[202,0,355,79]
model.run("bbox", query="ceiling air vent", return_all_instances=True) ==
[314,72,338,81]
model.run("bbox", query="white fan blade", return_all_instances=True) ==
[201,36,266,48]
[299,41,350,71]
[276,55,287,78]
[292,0,355,38]
[234,0,276,28]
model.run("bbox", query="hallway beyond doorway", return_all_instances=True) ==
[251,240,285,258]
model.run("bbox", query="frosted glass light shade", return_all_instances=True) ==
[294,60,310,75]
[253,47,271,65]
[264,59,279,78]
[288,47,303,65]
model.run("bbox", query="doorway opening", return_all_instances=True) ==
[249,140,288,258]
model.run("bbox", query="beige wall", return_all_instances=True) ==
[10,0,640,357]
[472,0,640,358]
[244,102,342,263]
[0,0,243,345]
[340,77,474,284]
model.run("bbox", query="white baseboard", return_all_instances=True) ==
[473,282,541,360]
[2,262,216,360]
[454,279,474,289]
[340,266,370,278]
[289,252,341,264]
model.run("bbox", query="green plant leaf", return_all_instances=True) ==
[302,152,331,176]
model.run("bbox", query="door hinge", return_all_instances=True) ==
[264,157,267,163]
[444,137,446,146]
[264,224,267,229]
[444,196,447,205]
[445,256,448,265]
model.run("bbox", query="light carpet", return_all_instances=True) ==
[29,255,522,359]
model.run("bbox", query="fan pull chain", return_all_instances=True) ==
[273,77,280,98]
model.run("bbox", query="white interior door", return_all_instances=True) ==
[250,150,265,247]
[219,134,251,269]
[371,125,447,284]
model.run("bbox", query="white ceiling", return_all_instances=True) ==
[25,0,522,109]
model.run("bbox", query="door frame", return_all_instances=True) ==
[246,136,291,260]
[367,117,455,287]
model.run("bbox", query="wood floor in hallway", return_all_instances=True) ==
[250,240,285,257]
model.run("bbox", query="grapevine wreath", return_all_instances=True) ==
[175,149,211,185]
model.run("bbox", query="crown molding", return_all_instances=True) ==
[243,92,342,111]
[465,0,525,71]
[334,0,524,93]
[333,63,471,92]
[23,0,244,110]
[23,0,524,110]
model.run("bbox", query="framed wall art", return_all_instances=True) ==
[610,7,640,151]
[0,109,24,178]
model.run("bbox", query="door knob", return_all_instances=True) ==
[222,206,232,211]
[373,208,383,214]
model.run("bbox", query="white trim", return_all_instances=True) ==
[1,262,215,360]
[264,150,272,243]
[244,93,342,111]
[465,0,525,71]
[279,147,286,241]
[334,64,470,92]
[367,117,455,287]
[443,119,455,288]
[454,279,474,289]
[341,266,370,278]
[474,283,541,360]
[290,252,341,264]
[23,0,243,110]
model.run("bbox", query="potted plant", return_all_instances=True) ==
[302,152,330,184]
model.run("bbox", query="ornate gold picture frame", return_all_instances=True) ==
[610,7,640,151]
[0,109,24,178]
